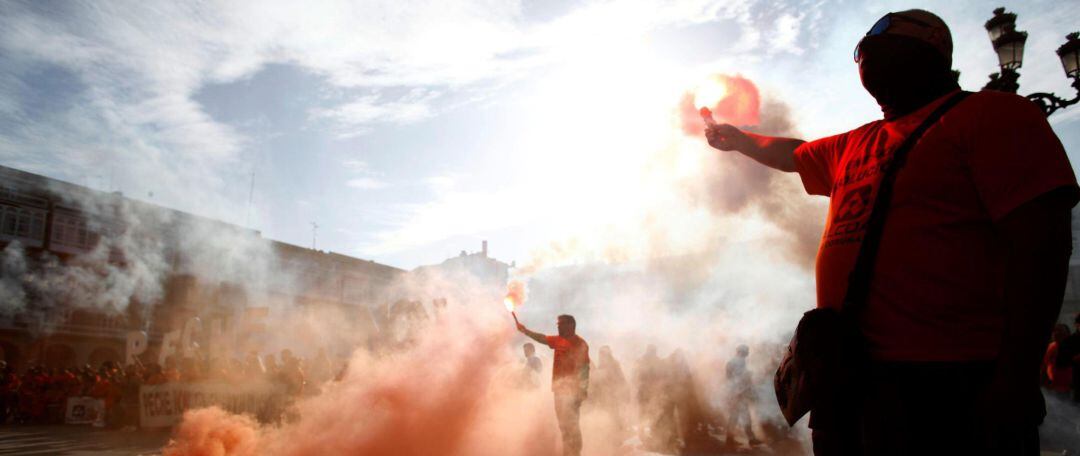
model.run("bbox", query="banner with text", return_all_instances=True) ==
[139,381,283,428]
[65,397,105,425]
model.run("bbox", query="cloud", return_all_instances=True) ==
[769,13,804,55]
[0,0,540,220]
[346,177,388,190]
[311,89,439,138]
[346,0,838,259]
[424,174,458,192]
[11,0,1042,266]
[342,159,389,190]
[358,188,539,256]
[342,159,371,171]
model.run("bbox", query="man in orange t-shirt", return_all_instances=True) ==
[706,8,1077,455]
[518,314,590,456]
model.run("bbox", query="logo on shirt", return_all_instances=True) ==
[836,134,891,188]
[824,184,874,247]
[833,184,873,223]
[822,132,896,248]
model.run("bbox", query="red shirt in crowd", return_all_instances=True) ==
[545,334,590,395]
[793,90,1078,362]
[1043,341,1073,393]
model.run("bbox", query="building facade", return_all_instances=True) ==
[0,164,403,371]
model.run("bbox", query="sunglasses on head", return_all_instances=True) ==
[854,13,934,62]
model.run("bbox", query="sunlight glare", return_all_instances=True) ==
[693,78,728,109]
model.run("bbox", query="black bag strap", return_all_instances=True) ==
[841,91,971,316]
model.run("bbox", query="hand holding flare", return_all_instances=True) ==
[699,99,752,153]
[505,296,522,329]
[697,80,732,147]
[694,74,760,152]
[700,107,718,127]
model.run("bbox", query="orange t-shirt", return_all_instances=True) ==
[794,90,1078,362]
[545,335,589,394]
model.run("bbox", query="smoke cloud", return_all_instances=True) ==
[163,303,562,456]
[0,182,291,336]
[0,194,170,330]
[158,73,821,455]
[681,95,826,269]
[0,69,821,455]
[517,73,825,275]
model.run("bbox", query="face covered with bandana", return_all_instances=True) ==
[855,11,960,120]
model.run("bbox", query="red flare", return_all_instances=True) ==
[680,74,760,135]
[503,280,526,312]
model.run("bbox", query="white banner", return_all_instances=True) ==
[65,397,105,425]
[139,381,283,428]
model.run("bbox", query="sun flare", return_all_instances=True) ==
[694,78,728,109]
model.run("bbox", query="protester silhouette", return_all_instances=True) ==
[1058,313,1080,402]
[706,8,1078,454]
[634,345,678,453]
[1043,323,1073,395]
[590,345,630,445]
[724,344,760,447]
[517,315,589,456]
[520,343,543,389]
[667,348,721,453]
[524,343,543,374]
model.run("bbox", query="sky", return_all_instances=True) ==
[1,0,1078,270]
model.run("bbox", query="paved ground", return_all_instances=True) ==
[1041,394,1080,455]
[0,415,1074,456]
[0,425,169,456]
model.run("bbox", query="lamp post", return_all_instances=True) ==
[981,7,1080,117]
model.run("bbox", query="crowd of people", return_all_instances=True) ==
[505,310,1080,455]
[513,338,798,455]
[4,310,1078,451]
[627,344,792,453]
[0,348,341,429]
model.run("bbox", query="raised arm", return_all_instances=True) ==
[517,322,548,346]
[705,123,804,173]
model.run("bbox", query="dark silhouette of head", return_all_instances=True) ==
[855,9,958,119]
[736,344,750,358]
[556,314,576,338]
[523,342,535,357]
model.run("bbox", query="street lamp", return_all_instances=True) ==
[986,8,1027,70]
[1059,32,1080,79]
[982,7,1080,116]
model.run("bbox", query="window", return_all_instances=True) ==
[0,184,48,208]
[51,212,93,253]
[0,204,46,246]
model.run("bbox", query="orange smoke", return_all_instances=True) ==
[162,307,560,456]
[163,407,260,456]
[679,74,760,135]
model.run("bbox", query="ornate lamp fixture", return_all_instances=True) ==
[982,7,1079,116]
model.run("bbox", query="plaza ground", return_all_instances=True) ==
[0,425,168,456]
